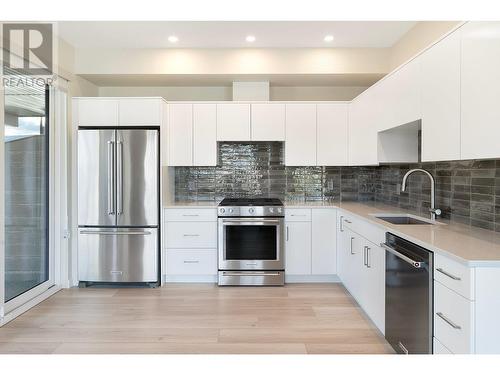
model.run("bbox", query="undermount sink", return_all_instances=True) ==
[372,214,440,225]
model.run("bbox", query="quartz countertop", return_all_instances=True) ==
[163,200,500,266]
[336,201,500,267]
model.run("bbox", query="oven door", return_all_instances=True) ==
[218,217,284,270]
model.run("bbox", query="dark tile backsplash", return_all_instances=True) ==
[174,142,500,232]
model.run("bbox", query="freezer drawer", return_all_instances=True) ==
[78,228,158,282]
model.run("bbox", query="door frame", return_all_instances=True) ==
[0,84,69,323]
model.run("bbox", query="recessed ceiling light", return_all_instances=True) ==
[324,35,334,42]
[246,35,256,43]
[168,35,179,43]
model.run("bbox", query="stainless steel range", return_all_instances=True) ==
[218,198,285,286]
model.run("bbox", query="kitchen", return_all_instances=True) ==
[2,2,500,371]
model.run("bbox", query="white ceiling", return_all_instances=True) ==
[58,21,417,49]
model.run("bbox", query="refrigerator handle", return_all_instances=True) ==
[117,139,123,215]
[107,140,115,215]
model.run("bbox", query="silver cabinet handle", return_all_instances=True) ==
[290,214,307,217]
[183,260,199,264]
[350,237,355,255]
[182,214,200,217]
[436,312,461,330]
[366,247,371,268]
[107,140,115,215]
[286,226,289,241]
[339,215,344,232]
[116,140,123,215]
[436,268,461,281]
[80,230,151,235]
[344,219,352,224]
[183,234,200,237]
[380,242,423,268]
[363,246,368,266]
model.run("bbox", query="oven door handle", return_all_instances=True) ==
[222,219,281,225]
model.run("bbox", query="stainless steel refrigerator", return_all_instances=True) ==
[77,128,159,285]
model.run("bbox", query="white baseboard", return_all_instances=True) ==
[164,275,218,283]
[285,274,340,283]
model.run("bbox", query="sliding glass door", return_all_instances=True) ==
[3,79,52,309]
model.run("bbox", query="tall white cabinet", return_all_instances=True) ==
[461,21,500,160]
[316,103,349,166]
[421,31,461,161]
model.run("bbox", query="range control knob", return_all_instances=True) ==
[219,208,225,214]
[248,208,255,214]
[269,208,274,213]
[229,208,234,213]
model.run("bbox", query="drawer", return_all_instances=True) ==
[434,253,475,300]
[166,222,217,248]
[166,249,217,275]
[285,208,311,222]
[339,211,385,246]
[434,281,474,354]
[164,208,217,222]
[433,337,453,354]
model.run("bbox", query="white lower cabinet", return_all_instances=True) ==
[337,212,386,333]
[163,208,218,281]
[285,221,312,275]
[285,208,337,277]
[166,249,217,275]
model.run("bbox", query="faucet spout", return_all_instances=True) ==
[400,169,441,221]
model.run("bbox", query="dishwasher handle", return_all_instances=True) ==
[380,242,424,269]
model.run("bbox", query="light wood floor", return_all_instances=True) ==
[0,283,394,354]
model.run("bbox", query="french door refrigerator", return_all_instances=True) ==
[77,128,159,285]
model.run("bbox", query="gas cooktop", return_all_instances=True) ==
[219,198,283,207]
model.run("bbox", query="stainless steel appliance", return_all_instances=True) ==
[218,198,285,286]
[381,233,433,354]
[77,128,159,285]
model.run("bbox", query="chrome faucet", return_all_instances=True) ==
[401,168,442,221]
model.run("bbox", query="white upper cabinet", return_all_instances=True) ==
[421,31,461,162]
[119,98,162,126]
[216,103,251,141]
[193,104,217,166]
[461,22,500,160]
[349,92,379,166]
[76,99,119,127]
[168,103,193,166]
[250,103,285,141]
[317,103,349,166]
[285,103,317,166]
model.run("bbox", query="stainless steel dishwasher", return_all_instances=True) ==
[381,233,433,354]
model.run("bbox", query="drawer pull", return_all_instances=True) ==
[436,312,461,330]
[183,260,200,264]
[344,219,352,224]
[290,214,307,217]
[182,214,200,217]
[436,268,461,281]
[183,234,200,237]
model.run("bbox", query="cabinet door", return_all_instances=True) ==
[285,221,311,275]
[461,22,500,159]
[384,58,422,130]
[216,103,251,141]
[193,103,217,166]
[119,98,161,126]
[348,94,378,166]
[317,103,349,166]
[311,209,337,275]
[285,103,317,166]
[251,103,285,141]
[421,31,461,161]
[168,103,193,166]
[359,241,385,333]
[76,99,119,127]
[338,227,361,298]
